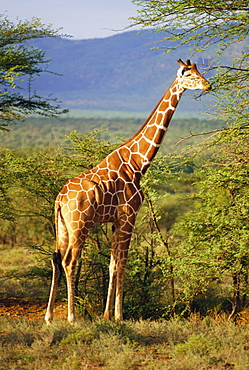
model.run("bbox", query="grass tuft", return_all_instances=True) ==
[0,316,249,369]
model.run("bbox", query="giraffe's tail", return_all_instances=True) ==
[52,250,63,284]
[53,198,64,283]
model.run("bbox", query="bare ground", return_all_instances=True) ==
[0,297,67,320]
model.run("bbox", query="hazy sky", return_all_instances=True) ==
[2,0,139,39]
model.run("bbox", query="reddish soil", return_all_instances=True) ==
[236,308,249,325]
[1,297,249,327]
[0,297,67,320]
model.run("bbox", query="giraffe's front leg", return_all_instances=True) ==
[114,243,130,321]
[114,215,134,321]
[104,219,133,321]
[103,254,116,320]
[104,248,129,322]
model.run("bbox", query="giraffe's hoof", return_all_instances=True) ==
[103,311,111,320]
[45,314,53,325]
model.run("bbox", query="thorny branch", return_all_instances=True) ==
[174,127,226,146]
[174,123,249,146]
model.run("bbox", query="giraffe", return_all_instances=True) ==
[45,59,211,324]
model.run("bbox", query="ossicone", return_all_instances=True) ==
[177,59,192,67]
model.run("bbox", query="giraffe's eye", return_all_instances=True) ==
[181,67,191,76]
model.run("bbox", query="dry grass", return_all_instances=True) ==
[0,245,49,299]
[0,315,249,369]
[1,245,249,369]
[0,246,37,273]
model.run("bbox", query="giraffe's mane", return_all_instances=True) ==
[116,78,177,149]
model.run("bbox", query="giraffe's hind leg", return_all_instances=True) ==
[45,202,68,324]
[45,251,62,324]
[62,225,91,323]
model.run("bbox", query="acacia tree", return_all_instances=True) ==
[131,0,249,124]
[0,15,67,130]
[0,15,68,246]
[131,1,249,52]
[173,131,249,314]
[131,0,249,314]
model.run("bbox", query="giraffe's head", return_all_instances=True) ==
[176,59,211,91]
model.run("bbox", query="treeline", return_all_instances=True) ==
[0,116,220,154]
[1,123,249,320]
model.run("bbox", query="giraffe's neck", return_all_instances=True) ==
[119,78,185,174]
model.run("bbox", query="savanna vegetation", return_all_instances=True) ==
[1,315,249,370]
[1,1,249,368]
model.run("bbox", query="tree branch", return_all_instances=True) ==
[174,127,227,146]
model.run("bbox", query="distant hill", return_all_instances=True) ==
[30,30,215,117]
